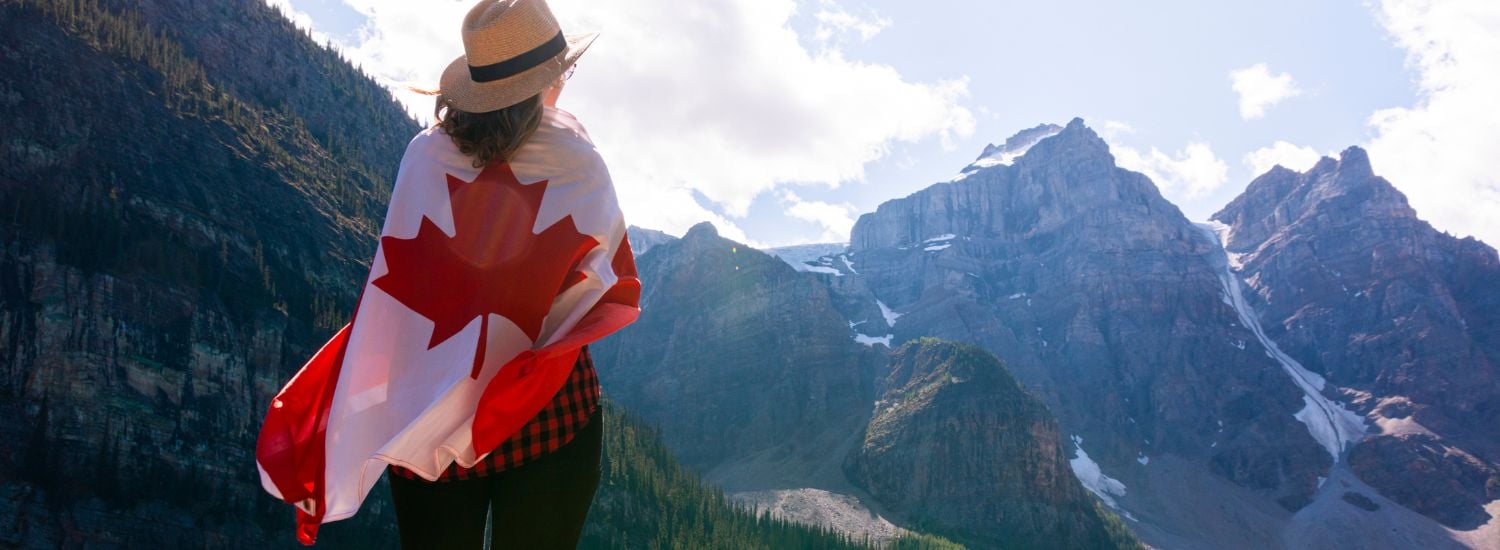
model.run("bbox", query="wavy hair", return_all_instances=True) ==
[433,94,544,168]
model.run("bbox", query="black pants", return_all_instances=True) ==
[388,410,603,550]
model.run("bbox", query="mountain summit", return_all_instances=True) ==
[844,120,1341,546]
[1214,147,1500,530]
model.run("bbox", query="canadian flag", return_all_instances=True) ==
[255,108,640,545]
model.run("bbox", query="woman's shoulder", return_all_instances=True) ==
[540,107,594,143]
[404,126,456,156]
[397,126,476,175]
[518,108,608,173]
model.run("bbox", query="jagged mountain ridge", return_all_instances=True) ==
[847,119,1327,512]
[1213,148,1500,530]
[821,119,1498,548]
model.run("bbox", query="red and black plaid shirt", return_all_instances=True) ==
[388,346,601,482]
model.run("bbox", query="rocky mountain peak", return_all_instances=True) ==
[1023,116,1112,162]
[1214,146,1418,253]
[683,221,720,241]
[1335,146,1374,179]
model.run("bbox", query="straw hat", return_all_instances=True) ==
[439,0,596,113]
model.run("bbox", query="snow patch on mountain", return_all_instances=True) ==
[793,264,842,276]
[963,125,1064,173]
[1069,436,1127,509]
[1197,222,1367,460]
[840,255,858,274]
[766,243,849,275]
[876,300,902,327]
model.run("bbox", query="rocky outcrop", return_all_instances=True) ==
[846,339,1138,549]
[1214,148,1500,529]
[589,223,880,472]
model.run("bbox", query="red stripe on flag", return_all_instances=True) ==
[255,320,355,545]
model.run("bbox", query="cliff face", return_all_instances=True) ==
[1214,148,1500,529]
[590,223,880,473]
[0,0,417,546]
[845,119,1327,518]
[846,339,1137,549]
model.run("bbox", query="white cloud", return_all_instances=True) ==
[779,191,857,244]
[1111,141,1230,199]
[281,0,973,242]
[1229,63,1302,120]
[1096,119,1134,140]
[1243,141,1322,176]
[1366,0,1500,247]
[814,1,891,44]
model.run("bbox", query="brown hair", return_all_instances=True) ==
[434,94,544,168]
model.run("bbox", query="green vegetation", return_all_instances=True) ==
[856,339,1143,550]
[2,0,413,337]
[586,402,964,549]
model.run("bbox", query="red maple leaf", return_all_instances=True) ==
[372,162,600,379]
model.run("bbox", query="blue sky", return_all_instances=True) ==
[774,0,1414,234]
[273,0,1498,249]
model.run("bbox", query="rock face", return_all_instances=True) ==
[1349,434,1500,529]
[846,339,1137,549]
[590,223,881,472]
[1214,148,1500,529]
[845,119,1328,523]
[0,0,415,546]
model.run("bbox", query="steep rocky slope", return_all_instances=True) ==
[846,339,1138,549]
[590,222,880,474]
[1213,148,1500,530]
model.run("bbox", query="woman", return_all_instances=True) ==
[383,0,631,548]
[255,0,639,547]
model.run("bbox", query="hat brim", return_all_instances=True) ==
[440,32,597,114]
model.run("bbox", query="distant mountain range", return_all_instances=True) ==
[610,119,1500,548]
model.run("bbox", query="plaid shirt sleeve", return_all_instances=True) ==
[388,346,602,482]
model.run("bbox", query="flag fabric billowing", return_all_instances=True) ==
[254,107,640,545]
